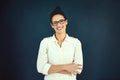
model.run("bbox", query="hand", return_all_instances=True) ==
[64,64,82,75]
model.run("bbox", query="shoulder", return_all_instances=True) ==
[69,36,82,45]
[40,36,53,44]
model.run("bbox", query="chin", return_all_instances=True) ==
[57,31,65,34]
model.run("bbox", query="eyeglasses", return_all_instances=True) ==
[52,19,66,26]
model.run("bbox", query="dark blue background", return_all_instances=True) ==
[1,0,120,80]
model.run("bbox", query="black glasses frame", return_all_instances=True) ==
[52,19,66,26]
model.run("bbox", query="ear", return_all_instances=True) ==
[66,19,68,25]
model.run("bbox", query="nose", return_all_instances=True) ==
[57,22,62,26]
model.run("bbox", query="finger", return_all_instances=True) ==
[77,64,82,66]
[77,65,82,69]
[77,70,82,74]
[73,71,77,75]
[74,73,77,75]
[71,70,77,74]
[75,69,82,74]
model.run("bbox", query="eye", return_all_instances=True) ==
[59,19,65,23]
[52,21,58,25]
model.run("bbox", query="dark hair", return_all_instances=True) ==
[50,6,67,23]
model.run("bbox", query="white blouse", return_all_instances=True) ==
[37,34,83,80]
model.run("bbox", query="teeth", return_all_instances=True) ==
[57,27,63,31]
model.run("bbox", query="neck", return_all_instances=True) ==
[55,32,66,42]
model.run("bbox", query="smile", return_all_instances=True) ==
[56,27,63,31]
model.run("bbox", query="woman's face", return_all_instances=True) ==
[51,14,68,34]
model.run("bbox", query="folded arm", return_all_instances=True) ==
[48,64,82,75]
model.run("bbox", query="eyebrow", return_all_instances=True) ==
[52,19,65,22]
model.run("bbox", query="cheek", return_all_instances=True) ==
[64,24,67,28]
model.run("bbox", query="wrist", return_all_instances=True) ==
[61,64,68,71]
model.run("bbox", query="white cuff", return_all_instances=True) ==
[42,64,51,75]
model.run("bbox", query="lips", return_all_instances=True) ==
[56,27,63,31]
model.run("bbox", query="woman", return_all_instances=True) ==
[37,6,83,80]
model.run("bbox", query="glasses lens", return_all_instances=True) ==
[52,21,58,26]
[59,19,65,24]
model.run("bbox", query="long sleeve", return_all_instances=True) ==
[73,39,83,73]
[37,39,51,75]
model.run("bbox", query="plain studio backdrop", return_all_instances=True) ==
[1,0,120,80]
